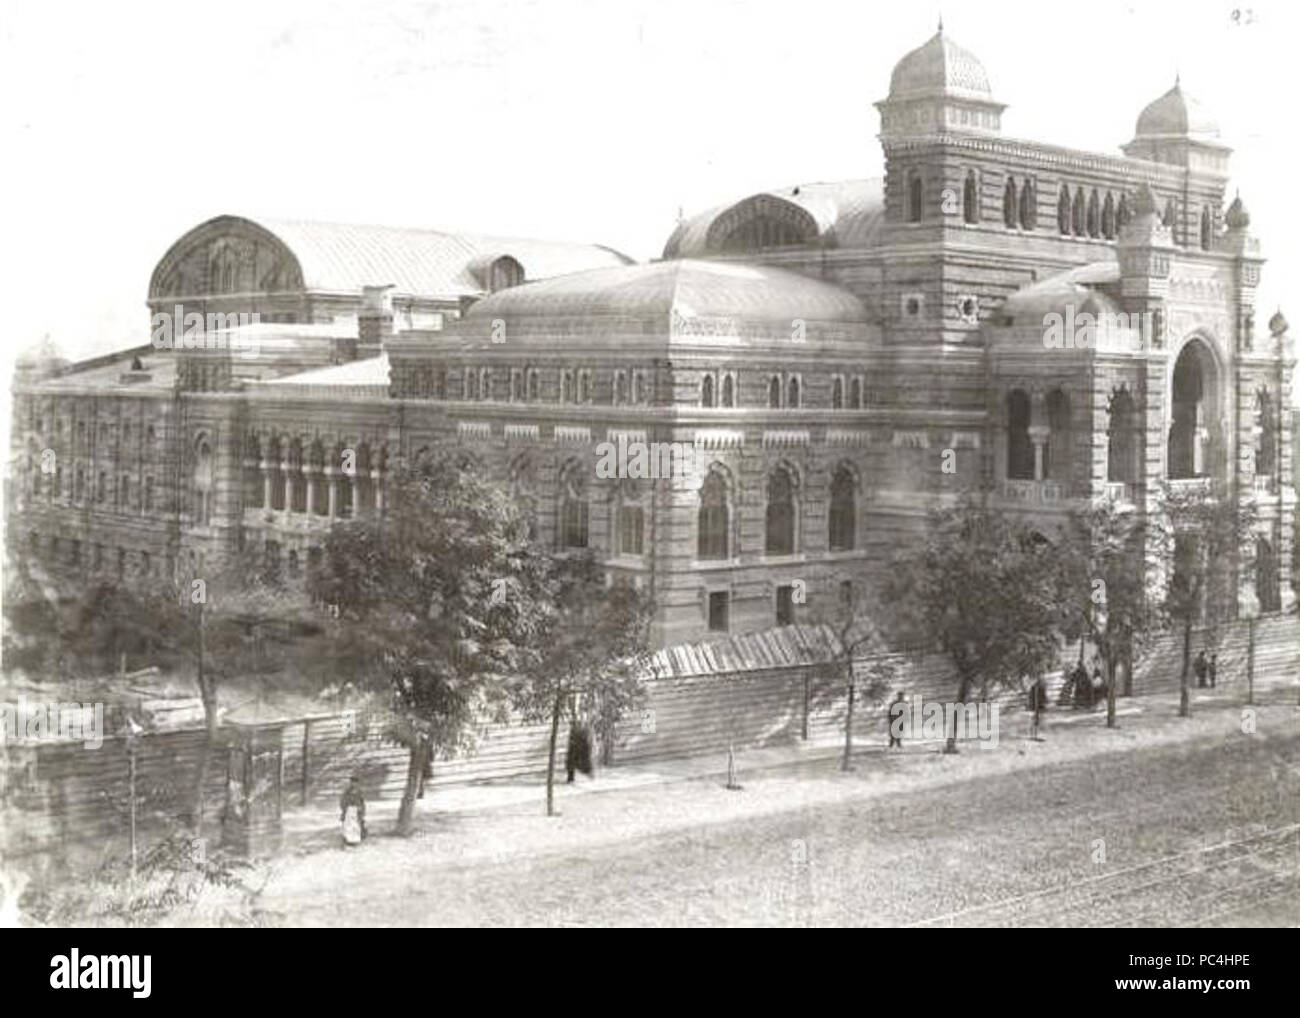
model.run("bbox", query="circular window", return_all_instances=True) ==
[960,296,978,320]
[905,298,921,317]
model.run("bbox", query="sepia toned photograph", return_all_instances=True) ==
[1,0,1296,944]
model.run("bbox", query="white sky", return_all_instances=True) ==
[1,0,1296,405]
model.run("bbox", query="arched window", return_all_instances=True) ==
[1116,193,1130,232]
[559,462,588,549]
[288,438,306,512]
[1019,178,1036,230]
[616,504,645,556]
[193,439,214,525]
[508,454,538,540]
[963,170,979,224]
[849,377,862,409]
[355,443,375,514]
[768,375,782,408]
[697,468,730,560]
[1044,389,1071,484]
[828,465,856,551]
[1162,198,1177,230]
[1256,390,1276,477]
[787,376,800,408]
[1101,193,1116,239]
[701,375,715,408]
[614,479,646,557]
[1108,389,1140,484]
[907,171,923,223]
[488,255,524,292]
[613,370,627,405]
[831,376,844,410]
[720,216,805,251]
[720,374,735,408]
[267,437,284,510]
[1086,190,1100,238]
[465,368,478,400]
[1058,184,1072,234]
[559,370,571,403]
[527,368,540,401]
[1006,389,1034,480]
[765,466,797,555]
[1200,207,1212,251]
[1003,177,1018,228]
[479,367,492,400]
[1072,187,1086,235]
[310,440,327,515]
[577,370,591,403]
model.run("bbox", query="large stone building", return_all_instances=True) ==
[10,27,1296,647]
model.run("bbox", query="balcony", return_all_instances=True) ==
[1103,482,1128,504]
[999,480,1066,504]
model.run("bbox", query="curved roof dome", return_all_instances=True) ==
[1134,81,1220,140]
[663,179,884,260]
[887,28,992,101]
[465,258,869,326]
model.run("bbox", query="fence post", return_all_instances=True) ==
[1247,615,1256,706]
[300,720,311,807]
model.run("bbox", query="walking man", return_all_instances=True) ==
[888,689,906,748]
[1208,652,1218,689]
[1194,650,1209,688]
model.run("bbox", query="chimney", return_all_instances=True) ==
[358,284,395,347]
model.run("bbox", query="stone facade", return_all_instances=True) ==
[9,28,1295,649]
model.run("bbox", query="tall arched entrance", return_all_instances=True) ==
[1167,338,1221,480]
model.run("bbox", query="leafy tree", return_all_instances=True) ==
[509,552,652,816]
[309,449,551,834]
[879,498,1062,752]
[1156,481,1258,717]
[810,579,895,770]
[1056,500,1165,727]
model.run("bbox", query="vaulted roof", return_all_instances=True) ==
[149,214,634,301]
[663,179,885,260]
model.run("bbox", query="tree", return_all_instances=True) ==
[1056,500,1165,728]
[309,449,551,834]
[510,553,652,816]
[38,544,317,831]
[810,579,895,770]
[1157,481,1259,717]
[880,498,1062,752]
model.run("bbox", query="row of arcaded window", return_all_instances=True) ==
[539,459,861,561]
[1057,185,1131,240]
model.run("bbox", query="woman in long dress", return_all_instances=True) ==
[340,775,366,846]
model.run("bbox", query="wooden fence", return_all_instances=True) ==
[4,613,1296,865]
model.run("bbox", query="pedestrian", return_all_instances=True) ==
[565,720,593,783]
[888,689,906,748]
[1028,677,1047,740]
[1194,650,1208,688]
[1209,652,1218,689]
[339,774,366,847]
[1072,661,1091,708]
[1091,665,1105,707]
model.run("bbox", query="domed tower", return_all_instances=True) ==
[875,23,1005,142]
[1122,78,1231,175]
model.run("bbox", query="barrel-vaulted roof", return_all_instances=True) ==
[148,214,634,302]
[663,179,885,260]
